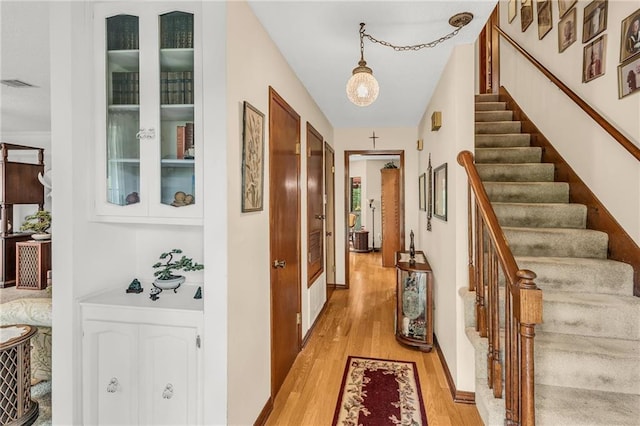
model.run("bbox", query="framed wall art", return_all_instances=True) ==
[558,8,577,53]
[241,101,265,212]
[558,0,577,18]
[620,8,640,62]
[419,173,426,211]
[508,0,517,24]
[618,55,640,98]
[582,0,608,43]
[427,155,433,231]
[583,35,607,83]
[521,0,534,32]
[433,163,447,222]
[537,0,553,40]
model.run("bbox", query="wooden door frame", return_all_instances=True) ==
[325,142,336,297]
[344,150,405,288]
[268,87,302,398]
[479,4,500,94]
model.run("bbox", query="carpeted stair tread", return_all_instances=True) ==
[515,256,634,295]
[476,133,531,148]
[477,163,555,182]
[475,94,500,102]
[503,226,609,258]
[492,202,586,228]
[540,290,640,341]
[476,121,522,134]
[484,182,569,203]
[475,110,514,122]
[475,101,506,111]
[475,147,542,164]
[535,384,640,426]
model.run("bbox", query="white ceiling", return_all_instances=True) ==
[0,1,496,134]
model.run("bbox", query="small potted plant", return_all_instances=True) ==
[152,248,204,292]
[20,210,52,240]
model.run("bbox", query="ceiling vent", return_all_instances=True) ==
[0,79,37,88]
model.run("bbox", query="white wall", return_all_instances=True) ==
[364,159,389,249]
[226,2,333,424]
[498,0,640,243]
[334,128,419,284]
[417,44,476,392]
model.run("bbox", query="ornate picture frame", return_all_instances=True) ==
[582,0,608,44]
[618,55,640,98]
[620,8,640,62]
[433,163,447,222]
[241,101,265,212]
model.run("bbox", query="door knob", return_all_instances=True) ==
[272,260,286,268]
[315,214,326,220]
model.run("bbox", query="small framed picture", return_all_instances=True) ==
[582,0,607,43]
[558,0,577,18]
[537,1,553,40]
[583,35,607,83]
[433,163,448,222]
[618,55,640,99]
[419,173,426,211]
[558,8,577,53]
[620,8,640,62]
[508,0,517,23]
[241,101,265,212]
[521,0,534,32]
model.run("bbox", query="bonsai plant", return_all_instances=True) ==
[152,249,204,292]
[20,210,51,240]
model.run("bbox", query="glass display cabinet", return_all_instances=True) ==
[94,4,202,224]
[395,250,433,352]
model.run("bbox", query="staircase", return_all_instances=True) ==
[465,93,640,425]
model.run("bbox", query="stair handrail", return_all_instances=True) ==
[495,26,640,162]
[458,150,543,426]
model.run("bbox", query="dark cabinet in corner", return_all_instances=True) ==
[0,143,45,287]
[395,251,433,352]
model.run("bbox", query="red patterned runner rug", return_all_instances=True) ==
[332,356,428,426]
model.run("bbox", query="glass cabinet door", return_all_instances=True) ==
[159,11,195,208]
[106,14,141,207]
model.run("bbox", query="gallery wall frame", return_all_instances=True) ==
[433,163,447,222]
[620,8,640,62]
[558,8,577,53]
[508,0,517,24]
[521,0,534,32]
[583,34,607,83]
[618,55,640,98]
[419,173,426,211]
[537,0,553,40]
[241,101,265,212]
[427,155,433,231]
[558,0,577,18]
[582,0,608,44]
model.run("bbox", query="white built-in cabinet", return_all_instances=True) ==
[93,3,203,225]
[81,286,203,425]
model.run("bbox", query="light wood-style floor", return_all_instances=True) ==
[265,251,483,426]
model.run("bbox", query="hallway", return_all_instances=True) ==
[265,252,483,425]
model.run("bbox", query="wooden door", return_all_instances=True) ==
[269,87,301,397]
[324,143,336,297]
[381,168,402,267]
[307,123,324,285]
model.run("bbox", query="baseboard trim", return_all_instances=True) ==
[302,299,328,347]
[434,335,476,405]
[253,396,273,426]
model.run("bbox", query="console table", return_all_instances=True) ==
[0,324,39,425]
[394,251,433,352]
[352,230,370,252]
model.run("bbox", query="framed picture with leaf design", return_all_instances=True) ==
[241,101,265,212]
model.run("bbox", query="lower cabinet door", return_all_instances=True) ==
[139,324,199,426]
[82,320,139,425]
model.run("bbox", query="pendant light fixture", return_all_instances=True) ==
[346,12,474,107]
[346,23,379,107]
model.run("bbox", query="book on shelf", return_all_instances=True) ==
[160,12,194,49]
[111,72,139,105]
[107,15,139,51]
[176,125,185,160]
[161,71,193,105]
[185,122,194,159]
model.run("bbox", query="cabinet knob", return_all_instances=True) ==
[106,377,119,393]
[162,383,174,399]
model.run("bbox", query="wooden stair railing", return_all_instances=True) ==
[458,151,543,426]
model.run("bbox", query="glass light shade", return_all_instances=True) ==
[346,66,379,107]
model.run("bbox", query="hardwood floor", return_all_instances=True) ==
[265,251,483,426]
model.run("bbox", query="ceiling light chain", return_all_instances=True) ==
[362,26,462,52]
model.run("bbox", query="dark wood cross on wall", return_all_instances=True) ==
[369,131,379,149]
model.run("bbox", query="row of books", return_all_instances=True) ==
[160,12,194,49]
[176,123,195,159]
[112,72,139,105]
[107,15,139,51]
[160,71,194,105]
